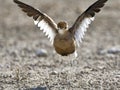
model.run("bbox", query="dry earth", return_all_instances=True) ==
[0,0,120,90]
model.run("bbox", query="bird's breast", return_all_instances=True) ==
[53,32,76,56]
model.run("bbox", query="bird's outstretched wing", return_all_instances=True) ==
[69,0,108,46]
[13,0,58,44]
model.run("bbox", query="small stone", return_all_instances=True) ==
[97,46,120,55]
[50,71,58,75]
[107,47,120,54]
[36,49,48,57]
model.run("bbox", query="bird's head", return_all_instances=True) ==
[57,21,68,30]
[57,21,68,35]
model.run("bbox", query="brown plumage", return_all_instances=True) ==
[54,31,75,56]
[13,0,108,57]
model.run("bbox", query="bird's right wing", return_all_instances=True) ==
[69,0,108,46]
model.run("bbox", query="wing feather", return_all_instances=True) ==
[69,0,108,46]
[13,0,58,44]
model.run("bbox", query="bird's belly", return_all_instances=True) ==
[53,38,75,56]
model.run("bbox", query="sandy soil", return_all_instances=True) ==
[0,0,120,90]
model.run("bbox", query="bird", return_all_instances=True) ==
[13,0,108,58]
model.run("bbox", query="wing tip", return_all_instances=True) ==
[86,0,108,17]
[13,0,20,4]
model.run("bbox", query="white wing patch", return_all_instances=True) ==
[75,17,95,47]
[34,18,56,44]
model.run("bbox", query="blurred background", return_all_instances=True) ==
[0,0,120,90]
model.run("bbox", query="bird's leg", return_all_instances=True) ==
[74,50,78,58]
[54,52,78,66]
[69,51,78,66]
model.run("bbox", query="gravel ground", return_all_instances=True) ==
[0,0,120,90]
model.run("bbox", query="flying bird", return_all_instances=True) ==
[13,0,108,57]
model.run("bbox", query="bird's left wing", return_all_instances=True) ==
[69,0,108,46]
[13,0,58,44]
